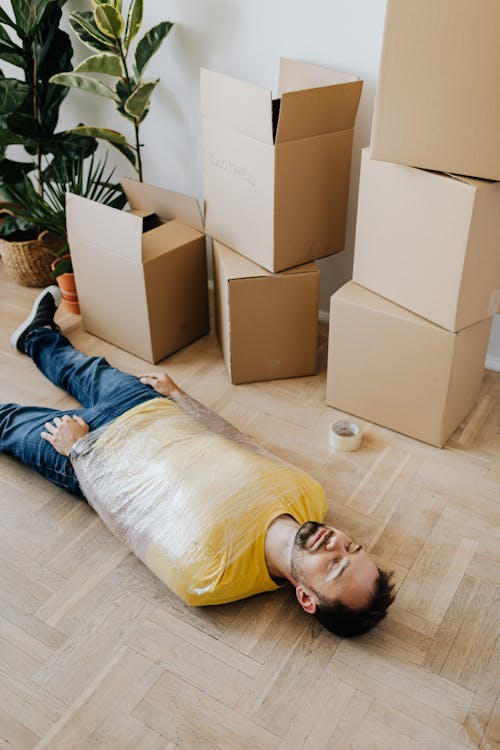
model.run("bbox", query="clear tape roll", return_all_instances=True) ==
[329,420,362,452]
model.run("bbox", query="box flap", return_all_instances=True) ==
[213,239,318,280]
[276,81,362,143]
[278,57,359,94]
[121,178,204,232]
[200,67,274,145]
[66,192,143,262]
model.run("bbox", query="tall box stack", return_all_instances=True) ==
[202,59,362,383]
[327,0,499,447]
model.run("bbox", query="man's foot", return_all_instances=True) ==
[10,286,62,353]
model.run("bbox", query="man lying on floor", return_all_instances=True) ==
[2,287,394,637]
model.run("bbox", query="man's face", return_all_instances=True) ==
[291,522,379,612]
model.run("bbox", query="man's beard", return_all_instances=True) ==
[290,521,323,580]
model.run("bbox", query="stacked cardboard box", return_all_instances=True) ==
[326,0,499,447]
[202,58,362,383]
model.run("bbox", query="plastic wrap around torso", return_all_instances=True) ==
[71,398,327,605]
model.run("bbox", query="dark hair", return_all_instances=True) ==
[314,568,395,638]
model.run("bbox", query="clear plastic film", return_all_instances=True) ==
[71,397,326,605]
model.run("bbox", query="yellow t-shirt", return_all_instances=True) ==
[72,398,327,606]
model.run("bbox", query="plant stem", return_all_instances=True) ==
[32,9,43,198]
[118,39,143,181]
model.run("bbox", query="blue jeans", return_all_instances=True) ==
[0,329,159,496]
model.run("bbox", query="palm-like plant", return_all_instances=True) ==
[0,152,126,275]
[50,0,173,181]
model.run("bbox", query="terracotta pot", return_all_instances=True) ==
[51,255,80,314]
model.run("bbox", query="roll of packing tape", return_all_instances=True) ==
[329,420,362,452]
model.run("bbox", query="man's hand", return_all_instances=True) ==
[41,415,89,456]
[139,372,179,397]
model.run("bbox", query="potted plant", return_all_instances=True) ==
[3,151,126,312]
[50,0,173,181]
[0,0,99,286]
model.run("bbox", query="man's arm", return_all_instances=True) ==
[139,372,252,444]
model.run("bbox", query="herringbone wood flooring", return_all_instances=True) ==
[1,263,499,750]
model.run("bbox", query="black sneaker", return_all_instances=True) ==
[10,286,62,353]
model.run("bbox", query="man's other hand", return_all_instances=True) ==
[41,415,89,456]
[139,372,179,397]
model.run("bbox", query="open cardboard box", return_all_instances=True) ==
[213,240,319,384]
[66,178,209,363]
[370,0,500,180]
[202,58,362,273]
[326,282,492,448]
[353,149,500,332]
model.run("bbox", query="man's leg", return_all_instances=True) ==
[0,403,83,494]
[25,328,158,412]
[11,286,158,413]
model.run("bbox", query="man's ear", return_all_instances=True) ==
[296,584,318,615]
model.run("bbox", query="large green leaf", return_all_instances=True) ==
[69,125,137,168]
[68,125,132,147]
[0,157,34,182]
[69,11,115,52]
[124,80,157,121]
[0,7,18,31]
[0,127,27,146]
[49,72,119,102]
[124,0,143,50]
[75,52,125,77]
[94,4,124,39]
[134,21,173,79]
[13,0,60,39]
[0,29,25,68]
[0,78,29,114]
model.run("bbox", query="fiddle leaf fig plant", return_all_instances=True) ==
[50,0,174,181]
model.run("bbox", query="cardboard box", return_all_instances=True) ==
[370,0,500,180]
[213,240,319,384]
[202,58,362,272]
[66,178,209,363]
[353,149,500,332]
[326,282,492,447]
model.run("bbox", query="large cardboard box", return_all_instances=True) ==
[202,58,362,272]
[353,149,500,332]
[326,282,492,447]
[66,179,209,363]
[213,240,319,384]
[370,0,500,180]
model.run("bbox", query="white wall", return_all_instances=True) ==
[55,0,497,368]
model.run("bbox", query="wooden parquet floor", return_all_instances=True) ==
[1,262,499,750]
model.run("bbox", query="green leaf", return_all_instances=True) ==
[124,0,143,50]
[74,53,125,77]
[124,80,157,121]
[0,78,29,115]
[0,35,25,68]
[0,128,26,146]
[94,4,124,39]
[0,7,18,31]
[51,256,72,277]
[68,125,130,144]
[49,73,119,102]
[134,21,173,78]
[69,11,115,52]
[109,139,137,168]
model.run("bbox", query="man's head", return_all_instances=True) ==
[291,521,395,637]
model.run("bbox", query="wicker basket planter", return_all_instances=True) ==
[0,230,65,287]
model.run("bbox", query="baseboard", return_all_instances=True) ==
[486,354,500,373]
